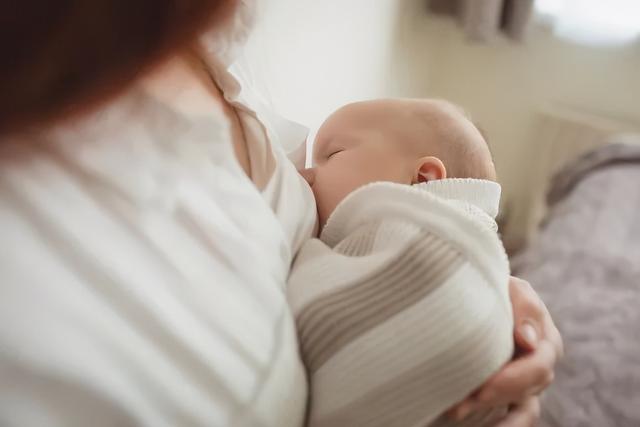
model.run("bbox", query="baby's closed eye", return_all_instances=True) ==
[327,149,344,159]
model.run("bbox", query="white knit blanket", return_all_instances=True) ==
[288,179,514,427]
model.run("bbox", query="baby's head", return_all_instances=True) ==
[306,98,496,229]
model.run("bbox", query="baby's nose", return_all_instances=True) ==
[299,168,316,186]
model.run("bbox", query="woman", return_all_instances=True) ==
[0,1,561,426]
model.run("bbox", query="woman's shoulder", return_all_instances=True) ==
[197,46,318,253]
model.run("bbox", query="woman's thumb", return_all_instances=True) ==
[515,321,539,352]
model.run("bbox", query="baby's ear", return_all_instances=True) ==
[415,156,447,184]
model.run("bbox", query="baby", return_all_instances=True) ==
[288,99,514,427]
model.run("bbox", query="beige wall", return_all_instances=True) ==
[241,0,640,242]
[392,6,640,245]
[241,0,403,131]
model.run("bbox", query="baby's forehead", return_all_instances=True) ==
[314,101,395,143]
[329,98,466,120]
[351,99,469,131]
[315,98,475,150]
[330,100,402,124]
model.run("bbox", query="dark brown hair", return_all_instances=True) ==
[0,0,235,136]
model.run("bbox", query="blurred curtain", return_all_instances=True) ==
[428,0,534,42]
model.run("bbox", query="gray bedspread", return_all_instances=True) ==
[511,140,640,427]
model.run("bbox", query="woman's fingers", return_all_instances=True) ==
[510,278,545,344]
[475,340,557,407]
[494,397,541,427]
[446,276,562,421]
[542,303,564,359]
[445,397,477,421]
[512,275,563,359]
[450,337,556,418]
[514,321,539,352]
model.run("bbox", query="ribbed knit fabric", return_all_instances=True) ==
[288,179,513,427]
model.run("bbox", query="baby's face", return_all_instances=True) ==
[309,100,419,229]
[306,99,494,230]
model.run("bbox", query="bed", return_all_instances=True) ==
[510,139,640,427]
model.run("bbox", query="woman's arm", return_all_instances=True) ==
[448,276,564,426]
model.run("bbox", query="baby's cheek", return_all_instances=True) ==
[313,180,338,227]
[313,172,348,227]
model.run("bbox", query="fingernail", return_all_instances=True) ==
[519,323,538,348]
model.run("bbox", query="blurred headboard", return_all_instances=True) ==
[502,105,640,253]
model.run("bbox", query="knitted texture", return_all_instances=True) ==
[288,179,513,427]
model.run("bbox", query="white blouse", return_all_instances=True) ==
[0,1,316,426]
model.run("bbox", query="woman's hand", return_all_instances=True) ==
[448,276,563,426]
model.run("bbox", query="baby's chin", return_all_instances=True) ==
[315,203,333,237]
[316,213,329,237]
[313,188,346,237]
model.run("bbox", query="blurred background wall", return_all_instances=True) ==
[239,0,401,129]
[239,0,640,249]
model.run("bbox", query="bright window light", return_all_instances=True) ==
[535,0,640,46]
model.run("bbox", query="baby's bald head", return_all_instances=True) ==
[308,98,496,229]
[399,99,495,181]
